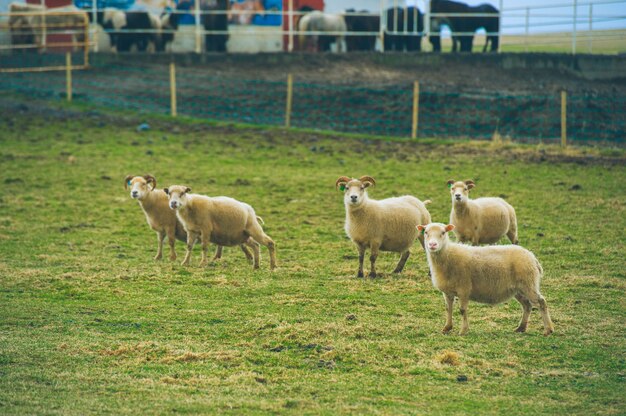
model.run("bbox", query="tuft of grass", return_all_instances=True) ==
[0,98,624,415]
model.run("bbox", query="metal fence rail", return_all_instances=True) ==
[0,0,624,56]
[1,57,623,145]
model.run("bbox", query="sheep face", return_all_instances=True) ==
[417,223,455,253]
[125,175,156,200]
[447,180,475,203]
[336,176,376,207]
[164,185,192,210]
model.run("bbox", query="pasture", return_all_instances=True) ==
[0,95,625,414]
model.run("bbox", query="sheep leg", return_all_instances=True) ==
[247,225,276,270]
[245,238,261,269]
[442,293,454,334]
[525,291,554,336]
[212,245,223,261]
[507,223,519,245]
[181,231,199,266]
[356,244,366,278]
[368,244,380,278]
[166,230,177,261]
[199,232,210,267]
[393,250,410,274]
[514,294,532,333]
[154,231,165,261]
[458,296,470,335]
[240,243,254,265]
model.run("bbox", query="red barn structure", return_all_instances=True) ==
[26,0,77,52]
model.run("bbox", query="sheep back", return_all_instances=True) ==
[347,196,430,252]
[430,243,542,305]
[451,197,514,244]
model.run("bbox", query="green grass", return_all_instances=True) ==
[0,99,625,415]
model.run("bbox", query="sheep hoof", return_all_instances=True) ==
[515,325,527,333]
[199,260,209,267]
[543,328,554,336]
[357,272,364,278]
[154,255,162,261]
[459,329,469,336]
[368,272,377,279]
[442,325,453,334]
[181,260,190,266]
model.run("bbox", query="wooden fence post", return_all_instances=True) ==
[170,62,177,117]
[65,52,72,102]
[561,90,567,147]
[285,73,293,128]
[411,81,420,139]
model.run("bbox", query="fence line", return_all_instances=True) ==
[1,60,623,146]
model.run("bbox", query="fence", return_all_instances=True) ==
[0,0,624,56]
[1,57,623,145]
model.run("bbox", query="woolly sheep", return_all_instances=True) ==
[125,175,252,263]
[336,175,431,278]
[447,179,518,245]
[164,185,276,270]
[417,222,554,336]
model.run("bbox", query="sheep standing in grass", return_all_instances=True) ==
[165,185,276,270]
[336,176,431,278]
[125,175,252,263]
[447,179,518,245]
[417,222,554,336]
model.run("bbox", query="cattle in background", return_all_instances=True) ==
[384,6,423,52]
[343,9,379,52]
[298,10,347,52]
[201,0,229,52]
[429,0,499,53]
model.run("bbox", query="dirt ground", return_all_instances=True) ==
[1,53,625,143]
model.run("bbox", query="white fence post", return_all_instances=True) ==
[572,0,578,54]
[498,0,503,53]
[524,7,530,52]
[588,3,593,53]
[194,0,201,54]
[288,0,293,52]
[92,1,98,52]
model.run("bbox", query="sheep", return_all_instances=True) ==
[164,185,276,270]
[336,175,431,278]
[416,222,554,336]
[447,179,518,245]
[125,175,253,263]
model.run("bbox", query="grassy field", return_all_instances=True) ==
[0,97,625,415]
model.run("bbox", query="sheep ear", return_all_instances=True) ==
[465,180,475,189]
[163,188,169,195]
[416,225,426,234]
[447,179,455,188]
[124,175,134,190]
[185,187,191,194]
[445,224,455,232]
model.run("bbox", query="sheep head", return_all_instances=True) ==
[417,223,455,253]
[125,174,156,200]
[165,185,192,210]
[448,179,473,203]
[338,175,375,207]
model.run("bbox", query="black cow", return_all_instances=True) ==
[430,0,499,53]
[343,9,379,52]
[384,7,423,52]
[201,0,229,52]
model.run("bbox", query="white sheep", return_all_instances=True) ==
[336,175,431,278]
[164,185,276,270]
[447,179,518,245]
[125,175,252,263]
[417,222,554,336]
